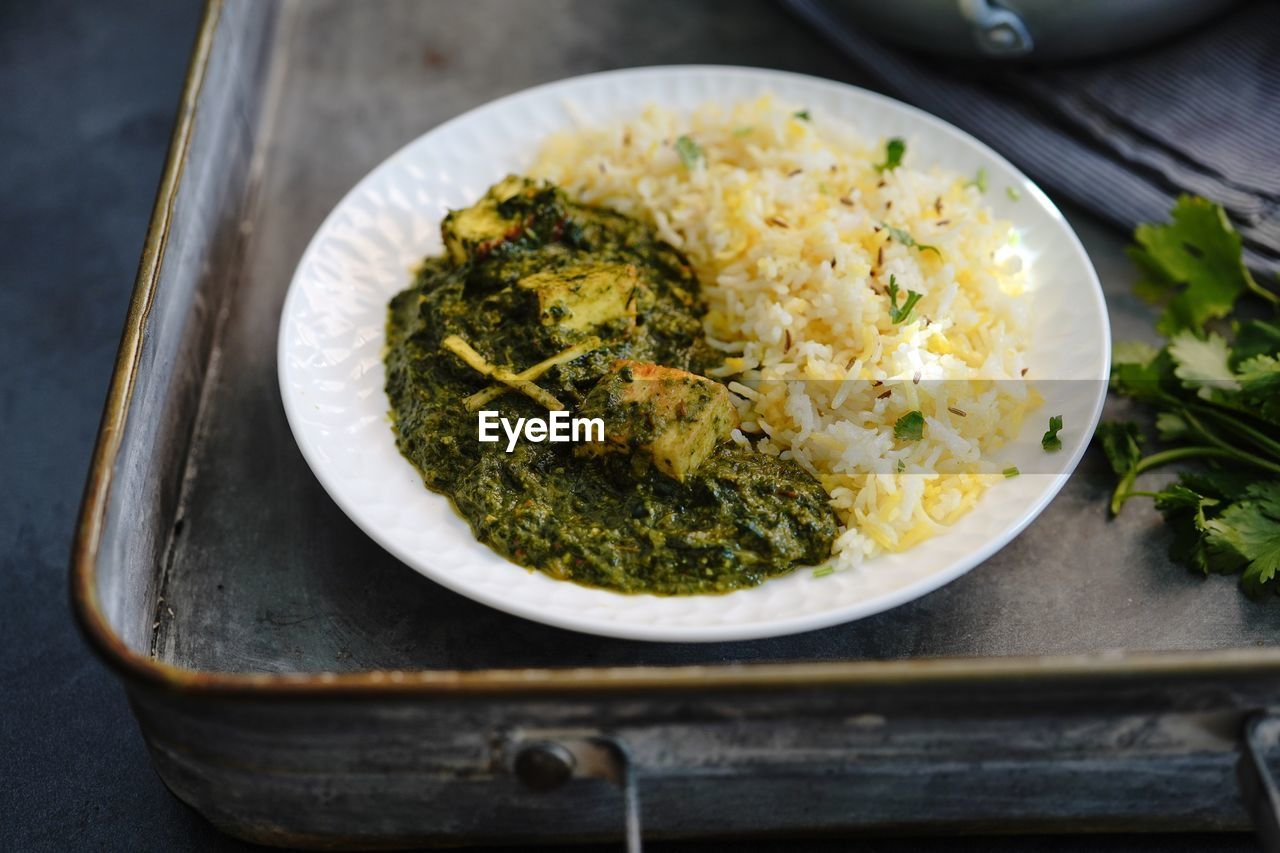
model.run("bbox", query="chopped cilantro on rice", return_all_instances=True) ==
[533,94,1038,571]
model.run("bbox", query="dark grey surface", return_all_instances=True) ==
[157,0,1280,676]
[0,0,1263,850]
[0,3,251,851]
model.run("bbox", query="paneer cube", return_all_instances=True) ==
[440,174,535,262]
[518,262,639,333]
[579,360,737,482]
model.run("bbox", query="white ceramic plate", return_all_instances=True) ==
[279,66,1109,642]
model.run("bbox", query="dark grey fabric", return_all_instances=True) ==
[784,0,1280,275]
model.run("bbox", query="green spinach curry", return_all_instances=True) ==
[385,176,837,594]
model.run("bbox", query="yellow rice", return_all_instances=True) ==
[533,94,1038,570]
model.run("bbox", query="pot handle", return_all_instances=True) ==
[960,0,1034,57]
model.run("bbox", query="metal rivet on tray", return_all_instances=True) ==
[514,741,576,792]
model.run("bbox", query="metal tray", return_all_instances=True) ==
[72,0,1280,847]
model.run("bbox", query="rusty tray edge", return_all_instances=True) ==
[68,0,1280,702]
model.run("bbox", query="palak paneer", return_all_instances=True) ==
[384,176,836,595]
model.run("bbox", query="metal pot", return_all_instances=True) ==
[826,0,1241,61]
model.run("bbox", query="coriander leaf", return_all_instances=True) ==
[1236,353,1280,424]
[675,135,703,169]
[1128,243,1175,306]
[1106,196,1280,598]
[1168,330,1239,399]
[894,410,925,441]
[1154,483,1216,513]
[1095,421,1143,476]
[1154,483,1218,575]
[1041,414,1064,452]
[1113,340,1160,365]
[1111,340,1162,395]
[1204,481,1280,596]
[793,109,811,121]
[1110,342,1173,402]
[891,291,922,324]
[886,274,923,324]
[881,222,940,257]
[875,137,905,173]
[1155,411,1191,441]
[1180,466,1262,503]
[1232,319,1280,367]
[1128,195,1262,335]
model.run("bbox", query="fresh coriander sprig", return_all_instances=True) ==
[875,138,905,173]
[1099,196,1280,597]
[675,135,703,169]
[894,410,925,441]
[1042,415,1064,452]
[886,275,923,324]
[1129,195,1278,335]
[881,222,940,257]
